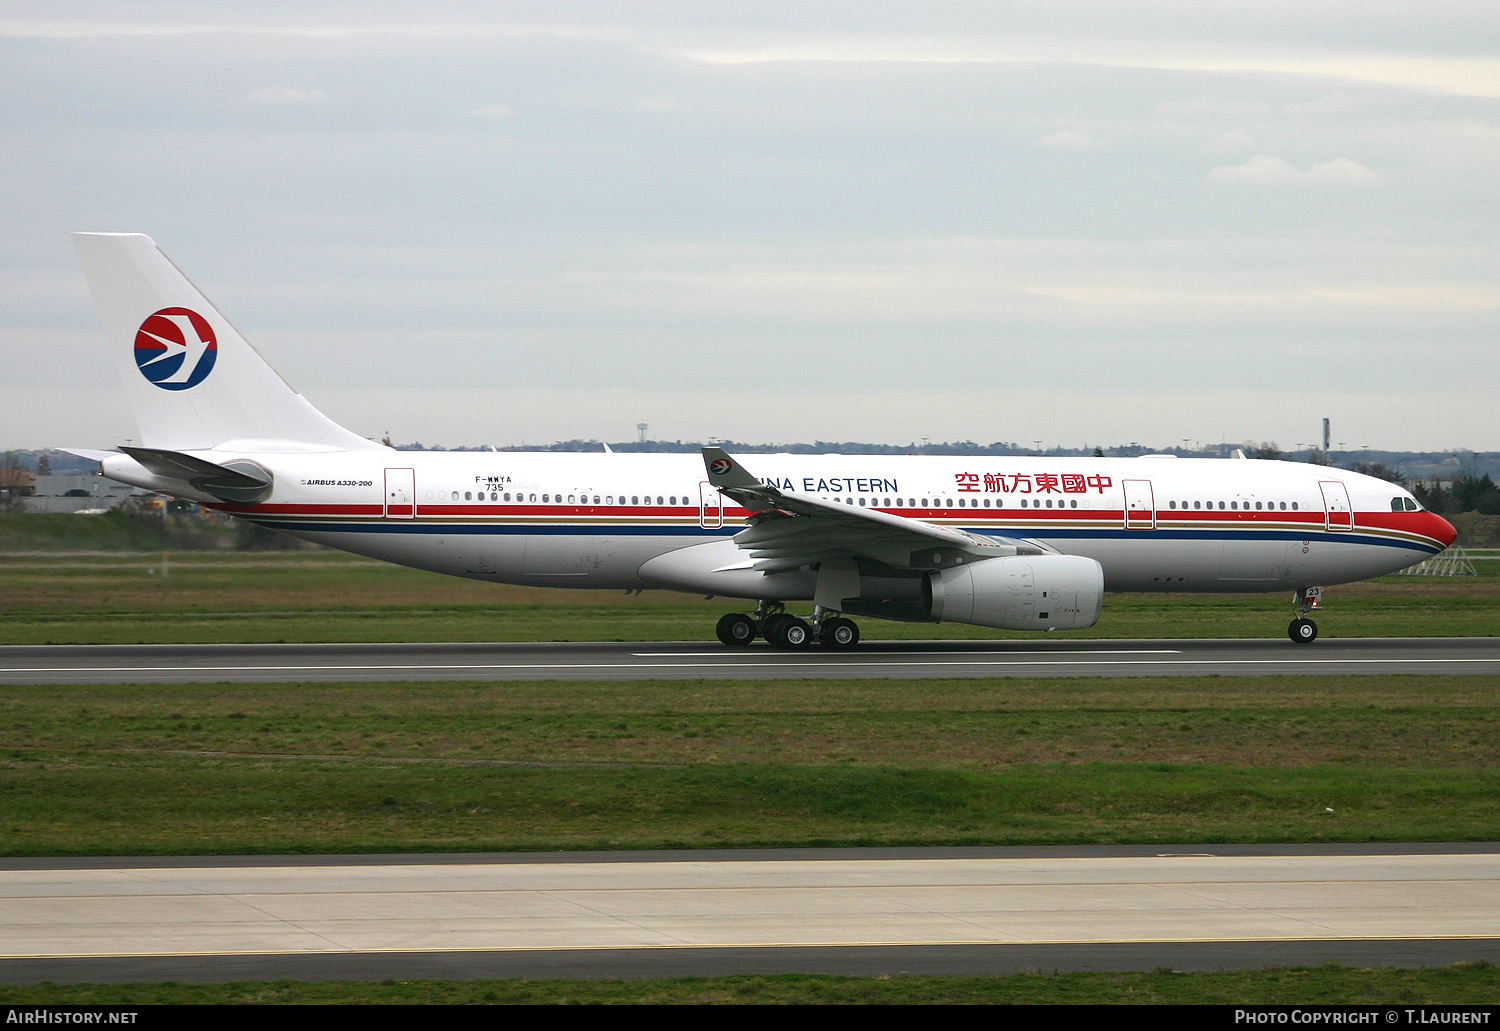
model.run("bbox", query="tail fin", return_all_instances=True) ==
[72,233,383,452]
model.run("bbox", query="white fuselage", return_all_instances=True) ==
[152,450,1454,601]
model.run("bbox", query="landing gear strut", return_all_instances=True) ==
[1288,586,1322,644]
[713,602,862,650]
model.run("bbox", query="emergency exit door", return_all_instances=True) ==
[699,480,723,529]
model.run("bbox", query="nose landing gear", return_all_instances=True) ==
[713,602,862,649]
[1288,586,1322,644]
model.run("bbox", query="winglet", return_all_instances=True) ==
[701,447,762,490]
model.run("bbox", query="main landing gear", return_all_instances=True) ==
[715,602,861,650]
[1288,586,1323,644]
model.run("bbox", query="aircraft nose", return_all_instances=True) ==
[1423,512,1458,549]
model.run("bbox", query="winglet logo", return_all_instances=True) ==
[134,307,218,390]
[709,458,733,476]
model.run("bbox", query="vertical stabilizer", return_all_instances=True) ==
[73,233,383,452]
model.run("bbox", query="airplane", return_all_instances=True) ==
[67,233,1457,649]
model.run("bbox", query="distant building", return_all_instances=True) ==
[20,473,145,513]
[0,467,34,494]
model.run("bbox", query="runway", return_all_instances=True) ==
[2,636,1497,683]
[2,844,1497,984]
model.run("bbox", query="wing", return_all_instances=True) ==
[700,447,1050,575]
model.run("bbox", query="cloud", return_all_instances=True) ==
[1205,154,1380,186]
[1201,130,1258,154]
[1280,92,1358,120]
[1154,96,1270,121]
[245,87,329,104]
[635,95,681,111]
[1034,130,1098,150]
[467,104,515,119]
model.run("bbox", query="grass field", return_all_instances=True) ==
[3,540,1496,1003]
[1,551,1496,644]
[4,966,1498,1005]
[4,675,1498,855]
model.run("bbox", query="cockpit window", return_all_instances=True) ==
[1392,496,1421,512]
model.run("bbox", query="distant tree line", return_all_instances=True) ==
[1411,474,1500,516]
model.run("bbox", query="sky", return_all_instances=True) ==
[1,1,1497,451]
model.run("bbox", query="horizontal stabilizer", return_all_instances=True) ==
[57,447,116,463]
[118,445,272,504]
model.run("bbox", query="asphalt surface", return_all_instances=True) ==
[2,636,1498,683]
[2,844,1497,984]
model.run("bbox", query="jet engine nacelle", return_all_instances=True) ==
[927,554,1104,631]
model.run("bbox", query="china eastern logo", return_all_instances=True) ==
[133,307,218,390]
[709,458,733,475]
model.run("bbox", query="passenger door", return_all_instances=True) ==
[1319,481,1353,532]
[384,468,415,519]
[1123,479,1156,530]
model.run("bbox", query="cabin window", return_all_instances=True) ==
[1291,502,1299,510]
[894,498,904,507]
[1070,500,1078,508]
[451,491,459,501]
